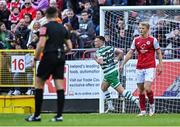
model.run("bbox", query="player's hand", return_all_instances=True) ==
[114,58,118,64]
[119,64,124,72]
[32,58,38,68]
[32,60,35,68]
[97,56,104,65]
[157,64,163,75]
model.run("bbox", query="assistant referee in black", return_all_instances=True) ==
[25,7,72,122]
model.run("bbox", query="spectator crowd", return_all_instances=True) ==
[0,0,179,50]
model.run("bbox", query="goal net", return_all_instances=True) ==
[0,50,35,87]
[99,6,180,113]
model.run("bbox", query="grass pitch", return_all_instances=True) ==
[0,113,179,126]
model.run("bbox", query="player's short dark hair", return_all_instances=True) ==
[95,36,106,42]
[45,7,58,18]
[81,10,88,14]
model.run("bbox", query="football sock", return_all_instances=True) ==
[122,90,139,104]
[139,93,146,111]
[34,89,43,117]
[147,90,154,105]
[57,89,65,117]
[104,90,114,108]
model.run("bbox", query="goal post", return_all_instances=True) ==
[99,5,180,113]
[100,5,180,35]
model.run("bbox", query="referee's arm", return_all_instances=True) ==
[34,33,46,61]
[64,39,72,53]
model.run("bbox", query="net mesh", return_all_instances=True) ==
[102,7,180,113]
[0,50,35,87]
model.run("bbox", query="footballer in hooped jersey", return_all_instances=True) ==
[94,36,140,113]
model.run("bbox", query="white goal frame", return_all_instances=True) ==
[100,5,180,36]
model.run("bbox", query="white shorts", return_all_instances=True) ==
[136,68,156,83]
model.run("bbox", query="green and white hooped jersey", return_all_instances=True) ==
[96,46,117,76]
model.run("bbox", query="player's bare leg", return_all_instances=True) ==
[101,81,115,113]
[144,81,155,116]
[137,83,146,116]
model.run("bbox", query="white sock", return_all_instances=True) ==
[104,90,114,109]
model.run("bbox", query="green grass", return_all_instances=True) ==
[0,113,180,126]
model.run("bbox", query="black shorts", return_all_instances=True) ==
[37,53,65,80]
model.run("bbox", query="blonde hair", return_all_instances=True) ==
[139,22,150,29]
